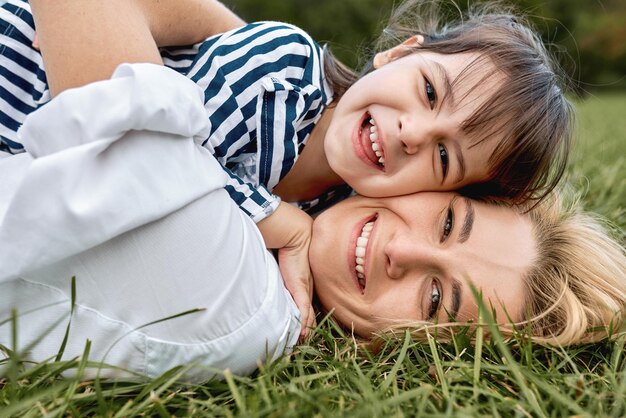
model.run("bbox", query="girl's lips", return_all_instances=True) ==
[347,213,378,294]
[352,112,385,170]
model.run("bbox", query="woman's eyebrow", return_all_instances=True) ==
[458,197,475,243]
[450,278,462,319]
[432,60,455,108]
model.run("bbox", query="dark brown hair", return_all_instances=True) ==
[323,0,574,204]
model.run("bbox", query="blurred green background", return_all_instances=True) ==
[222,0,625,229]
[223,0,626,94]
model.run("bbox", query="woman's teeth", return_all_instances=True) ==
[355,221,374,289]
[367,119,385,166]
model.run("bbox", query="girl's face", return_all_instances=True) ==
[324,49,503,198]
[309,192,535,337]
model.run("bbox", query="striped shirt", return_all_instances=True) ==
[0,1,352,221]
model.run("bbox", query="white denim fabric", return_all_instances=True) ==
[0,63,301,381]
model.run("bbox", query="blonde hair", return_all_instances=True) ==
[371,194,626,347]
[522,195,626,344]
[323,0,573,204]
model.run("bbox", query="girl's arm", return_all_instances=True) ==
[29,0,162,96]
[29,0,245,96]
[136,0,245,47]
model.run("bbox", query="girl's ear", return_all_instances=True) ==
[373,35,425,69]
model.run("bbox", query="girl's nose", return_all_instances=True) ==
[383,231,438,279]
[398,115,435,155]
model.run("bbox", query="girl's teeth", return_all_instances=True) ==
[356,257,364,265]
[356,265,364,273]
[370,125,377,133]
[357,236,368,247]
[363,222,373,231]
[368,135,384,167]
[357,273,364,279]
[355,246,365,258]
[379,157,385,164]
[370,118,376,126]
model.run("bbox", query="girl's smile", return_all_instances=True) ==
[353,111,385,170]
[323,46,505,198]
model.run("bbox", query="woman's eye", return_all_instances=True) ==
[438,143,449,179]
[428,280,442,319]
[441,207,453,243]
[425,79,437,109]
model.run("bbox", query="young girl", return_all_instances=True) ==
[0,0,572,332]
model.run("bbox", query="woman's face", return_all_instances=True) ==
[309,192,536,337]
[324,49,502,198]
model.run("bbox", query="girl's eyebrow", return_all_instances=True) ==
[452,140,466,184]
[431,60,455,108]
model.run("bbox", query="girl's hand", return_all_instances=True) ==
[257,202,316,340]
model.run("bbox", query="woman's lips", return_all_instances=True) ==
[348,214,378,294]
[352,112,385,170]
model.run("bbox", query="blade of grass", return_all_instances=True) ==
[426,332,449,399]
[469,285,544,417]
[224,368,246,414]
[380,330,411,392]
[473,312,484,399]
[55,276,76,362]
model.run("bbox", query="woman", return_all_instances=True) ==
[1,0,624,381]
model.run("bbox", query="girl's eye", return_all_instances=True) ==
[438,143,449,179]
[441,207,453,243]
[428,279,442,319]
[425,79,437,109]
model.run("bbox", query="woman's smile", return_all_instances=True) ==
[310,192,535,336]
[349,213,379,293]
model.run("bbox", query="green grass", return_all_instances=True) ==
[569,93,626,232]
[1,94,625,417]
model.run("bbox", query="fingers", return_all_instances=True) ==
[276,243,315,340]
[295,288,317,341]
[32,33,40,51]
[300,305,317,341]
[279,262,315,341]
[257,203,316,341]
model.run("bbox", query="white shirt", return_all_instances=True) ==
[0,63,301,381]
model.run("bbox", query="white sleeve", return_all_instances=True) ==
[0,64,226,281]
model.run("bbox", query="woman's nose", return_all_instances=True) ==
[383,231,438,279]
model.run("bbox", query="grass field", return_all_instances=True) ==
[1,94,625,417]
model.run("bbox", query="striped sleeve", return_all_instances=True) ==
[0,0,48,154]
[181,22,332,222]
[222,169,280,223]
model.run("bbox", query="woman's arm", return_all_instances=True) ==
[29,0,162,96]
